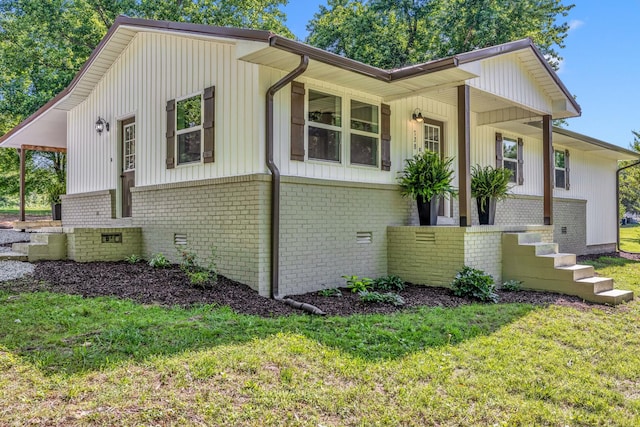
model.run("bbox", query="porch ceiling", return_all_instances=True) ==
[0,107,67,150]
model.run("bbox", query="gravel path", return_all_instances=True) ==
[0,229,33,281]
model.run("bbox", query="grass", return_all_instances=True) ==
[620,223,640,253]
[0,207,51,216]
[1,259,640,425]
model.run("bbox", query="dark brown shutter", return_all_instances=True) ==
[381,103,391,171]
[565,149,570,190]
[517,138,524,185]
[203,86,215,163]
[290,81,305,161]
[495,133,503,168]
[166,99,176,169]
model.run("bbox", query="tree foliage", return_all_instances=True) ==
[619,131,640,218]
[307,0,574,69]
[0,0,291,206]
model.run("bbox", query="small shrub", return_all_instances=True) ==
[176,246,218,288]
[125,254,142,264]
[148,253,170,268]
[450,266,499,303]
[343,275,374,293]
[501,279,523,292]
[373,275,405,292]
[318,288,342,297]
[359,291,405,306]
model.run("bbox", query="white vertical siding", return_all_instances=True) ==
[467,54,552,115]
[67,33,263,194]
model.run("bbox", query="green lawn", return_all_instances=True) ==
[2,259,640,425]
[620,224,640,253]
[0,207,51,216]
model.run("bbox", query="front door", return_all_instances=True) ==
[424,119,445,216]
[121,118,136,218]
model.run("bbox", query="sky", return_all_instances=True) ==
[281,1,640,149]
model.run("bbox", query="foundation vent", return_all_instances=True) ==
[101,233,122,244]
[174,233,188,245]
[356,232,373,244]
[561,226,568,235]
[415,230,436,244]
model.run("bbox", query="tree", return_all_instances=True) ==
[307,0,574,69]
[619,131,640,219]
[0,0,291,206]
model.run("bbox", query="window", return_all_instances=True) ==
[350,100,379,166]
[308,90,342,162]
[555,149,569,189]
[423,119,443,155]
[502,137,518,183]
[123,122,135,171]
[176,95,202,165]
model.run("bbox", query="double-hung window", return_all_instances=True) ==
[308,90,342,162]
[502,137,519,183]
[350,100,379,166]
[555,149,570,189]
[298,86,387,169]
[176,94,203,165]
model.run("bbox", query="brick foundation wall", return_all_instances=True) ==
[65,227,142,262]
[278,177,413,296]
[130,174,271,296]
[388,225,554,286]
[61,190,116,226]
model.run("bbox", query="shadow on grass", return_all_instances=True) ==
[0,290,538,376]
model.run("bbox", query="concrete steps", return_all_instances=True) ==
[503,232,633,305]
[11,232,67,261]
[0,252,29,261]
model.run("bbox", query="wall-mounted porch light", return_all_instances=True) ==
[412,108,424,122]
[95,117,110,134]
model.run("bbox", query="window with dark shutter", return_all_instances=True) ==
[554,149,570,189]
[166,99,176,169]
[496,132,523,185]
[381,103,391,171]
[203,86,215,163]
[291,81,306,161]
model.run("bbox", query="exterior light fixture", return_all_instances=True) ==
[412,108,424,122]
[95,117,110,134]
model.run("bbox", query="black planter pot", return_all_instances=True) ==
[476,197,496,225]
[417,198,439,226]
[51,203,62,221]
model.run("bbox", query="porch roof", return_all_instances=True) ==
[0,16,583,152]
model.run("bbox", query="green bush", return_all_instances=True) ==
[373,275,405,292]
[342,275,373,293]
[148,253,170,268]
[359,291,405,306]
[318,288,342,297]
[501,279,523,292]
[450,266,499,303]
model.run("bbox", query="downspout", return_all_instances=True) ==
[266,54,308,300]
[617,160,640,251]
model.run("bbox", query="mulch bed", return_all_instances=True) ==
[0,260,606,317]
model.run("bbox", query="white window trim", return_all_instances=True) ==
[305,87,381,168]
[502,136,519,185]
[175,91,204,166]
[554,149,567,189]
[123,121,136,172]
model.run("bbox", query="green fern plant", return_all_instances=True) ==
[398,150,457,203]
[470,165,512,212]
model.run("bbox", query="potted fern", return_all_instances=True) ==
[398,150,457,225]
[470,165,512,225]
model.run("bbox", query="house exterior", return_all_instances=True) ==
[1,16,638,298]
